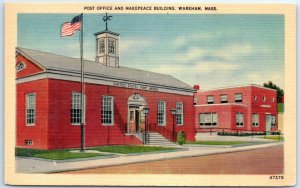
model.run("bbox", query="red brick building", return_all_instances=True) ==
[194,85,278,135]
[16,29,196,150]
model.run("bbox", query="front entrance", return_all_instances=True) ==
[266,114,272,134]
[128,106,145,134]
[127,94,147,134]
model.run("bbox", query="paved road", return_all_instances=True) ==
[62,145,283,174]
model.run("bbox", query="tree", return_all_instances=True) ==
[263,81,284,103]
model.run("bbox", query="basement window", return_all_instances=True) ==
[25,139,33,145]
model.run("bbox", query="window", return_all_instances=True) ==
[199,113,218,127]
[236,112,244,127]
[262,96,267,101]
[99,39,105,53]
[108,39,115,54]
[271,116,276,127]
[16,62,26,72]
[26,93,36,125]
[157,101,166,125]
[71,93,85,124]
[101,96,114,125]
[252,113,259,127]
[235,93,243,103]
[176,102,183,125]
[207,96,214,104]
[220,94,228,103]
[25,139,33,145]
[253,95,257,100]
[271,97,275,102]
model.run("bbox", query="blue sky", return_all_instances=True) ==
[18,13,284,90]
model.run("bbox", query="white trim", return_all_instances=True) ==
[26,93,36,126]
[176,102,184,125]
[195,103,247,107]
[157,100,166,126]
[260,105,271,108]
[101,95,114,126]
[16,62,26,72]
[16,48,46,71]
[17,72,194,96]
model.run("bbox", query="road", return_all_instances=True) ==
[61,145,283,174]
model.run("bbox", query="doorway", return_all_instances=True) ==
[127,93,147,134]
[266,114,272,134]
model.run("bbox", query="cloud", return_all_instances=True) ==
[120,38,153,54]
[193,61,240,73]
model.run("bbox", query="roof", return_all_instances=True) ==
[198,84,277,92]
[94,30,120,36]
[16,47,193,91]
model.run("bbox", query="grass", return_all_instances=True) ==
[93,145,177,154]
[278,103,284,113]
[185,141,249,145]
[262,135,284,141]
[16,148,104,160]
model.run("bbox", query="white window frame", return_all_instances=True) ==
[271,115,276,127]
[16,62,26,72]
[252,113,259,127]
[235,93,243,103]
[236,112,244,127]
[207,96,214,104]
[71,93,86,125]
[220,94,228,103]
[199,113,218,127]
[98,39,105,54]
[176,102,184,125]
[108,39,115,54]
[25,139,33,145]
[157,101,166,126]
[26,93,36,126]
[101,96,114,126]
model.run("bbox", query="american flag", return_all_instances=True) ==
[61,15,82,37]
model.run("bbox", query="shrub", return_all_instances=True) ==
[217,131,270,136]
[177,131,186,145]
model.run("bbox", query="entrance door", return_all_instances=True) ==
[266,115,272,134]
[135,110,140,132]
[127,93,147,134]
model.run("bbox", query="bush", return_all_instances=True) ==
[177,131,186,145]
[271,131,281,135]
[217,131,270,136]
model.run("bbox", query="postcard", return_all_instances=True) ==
[4,3,296,186]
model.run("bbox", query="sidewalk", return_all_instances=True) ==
[16,142,283,174]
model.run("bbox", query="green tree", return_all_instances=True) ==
[263,81,284,103]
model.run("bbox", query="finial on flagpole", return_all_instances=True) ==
[103,12,113,31]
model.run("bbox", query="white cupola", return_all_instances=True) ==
[94,13,119,68]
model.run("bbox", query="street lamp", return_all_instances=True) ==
[171,109,177,143]
[143,107,150,144]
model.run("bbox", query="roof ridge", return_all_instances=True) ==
[17,47,90,61]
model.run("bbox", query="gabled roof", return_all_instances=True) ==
[16,47,194,91]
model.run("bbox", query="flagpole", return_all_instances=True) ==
[80,13,85,152]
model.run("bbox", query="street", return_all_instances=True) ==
[61,145,283,174]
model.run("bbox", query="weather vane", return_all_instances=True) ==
[103,12,112,31]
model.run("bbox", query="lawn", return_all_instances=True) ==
[262,135,284,141]
[185,141,249,145]
[93,145,177,154]
[16,148,105,160]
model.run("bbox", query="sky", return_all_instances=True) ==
[18,13,284,90]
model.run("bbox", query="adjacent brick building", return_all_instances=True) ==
[194,85,278,135]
